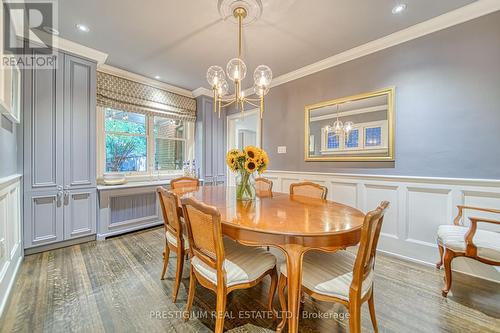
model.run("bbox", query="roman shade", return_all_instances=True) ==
[97,71,196,122]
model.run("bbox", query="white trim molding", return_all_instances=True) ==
[56,37,108,65]
[235,0,500,96]
[263,170,500,283]
[0,174,22,318]
[98,64,193,98]
[192,87,213,98]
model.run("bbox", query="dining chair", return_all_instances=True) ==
[181,196,278,333]
[289,181,328,199]
[157,187,189,302]
[170,176,200,190]
[436,205,500,297]
[255,177,273,196]
[277,201,390,333]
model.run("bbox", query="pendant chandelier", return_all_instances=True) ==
[206,2,272,119]
[327,104,354,135]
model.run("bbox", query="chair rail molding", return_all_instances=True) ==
[263,170,500,282]
[0,174,23,318]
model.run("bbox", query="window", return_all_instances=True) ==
[345,129,359,149]
[100,108,192,177]
[327,132,340,149]
[154,117,185,171]
[365,127,382,147]
[320,121,387,154]
[105,110,147,172]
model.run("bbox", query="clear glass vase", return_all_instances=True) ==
[235,171,256,201]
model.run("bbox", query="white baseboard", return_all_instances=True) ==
[263,170,500,283]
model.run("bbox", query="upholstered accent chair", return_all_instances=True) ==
[436,205,500,297]
[255,177,273,196]
[289,181,328,199]
[156,187,189,302]
[170,176,200,190]
[181,196,278,333]
[277,201,389,333]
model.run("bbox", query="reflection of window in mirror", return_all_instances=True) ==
[307,88,393,160]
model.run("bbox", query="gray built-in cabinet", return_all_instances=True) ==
[23,48,97,251]
[195,95,226,184]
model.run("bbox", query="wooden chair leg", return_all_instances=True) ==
[172,247,185,302]
[214,289,227,333]
[268,268,278,317]
[160,243,170,280]
[348,298,361,333]
[184,266,196,321]
[367,290,378,333]
[436,243,444,269]
[276,274,288,333]
[442,249,454,297]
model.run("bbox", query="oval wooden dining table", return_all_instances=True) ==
[172,185,365,333]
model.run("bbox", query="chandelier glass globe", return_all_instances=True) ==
[206,66,225,88]
[218,79,229,97]
[226,58,247,82]
[343,121,354,133]
[253,65,272,88]
[333,120,344,134]
[254,85,270,97]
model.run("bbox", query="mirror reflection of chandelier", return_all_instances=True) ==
[327,103,354,135]
[206,0,272,118]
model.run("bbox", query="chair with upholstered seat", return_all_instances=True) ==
[255,177,273,196]
[436,205,500,297]
[277,201,389,333]
[157,187,189,302]
[170,176,200,190]
[181,196,278,333]
[289,181,327,199]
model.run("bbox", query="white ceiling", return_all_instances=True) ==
[57,0,476,91]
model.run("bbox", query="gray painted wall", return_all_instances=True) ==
[260,11,500,179]
[0,115,21,178]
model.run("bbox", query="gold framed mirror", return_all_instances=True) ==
[305,87,395,161]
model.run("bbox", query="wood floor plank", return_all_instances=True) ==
[1,227,498,333]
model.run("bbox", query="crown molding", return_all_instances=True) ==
[56,37,108,64]
[240,0,500,95]
[192,87,213,98]
[98,64,194,98]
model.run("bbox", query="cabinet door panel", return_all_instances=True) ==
[64,55,96,189]
[23,51,63,192]
[24,191,63,248]
[64,189,96,239]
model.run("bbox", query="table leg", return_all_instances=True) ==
[283,244,305,333]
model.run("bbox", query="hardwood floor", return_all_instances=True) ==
[1,227,499,332]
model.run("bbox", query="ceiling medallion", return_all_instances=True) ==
[207,0,271,118]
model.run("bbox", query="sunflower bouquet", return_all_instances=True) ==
[226,146,269,200]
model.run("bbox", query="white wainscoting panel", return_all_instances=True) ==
[263,170,500,282]
[0,174,23,318]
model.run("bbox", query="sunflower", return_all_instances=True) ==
[257,150,269,174]
[228,149,240,156]
[244,159,258,173]
[244,146,261,160]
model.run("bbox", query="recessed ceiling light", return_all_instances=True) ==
[154,75,161,80]
[76,24,90,32]
[42,26,59,35]
[392,4,407,14]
